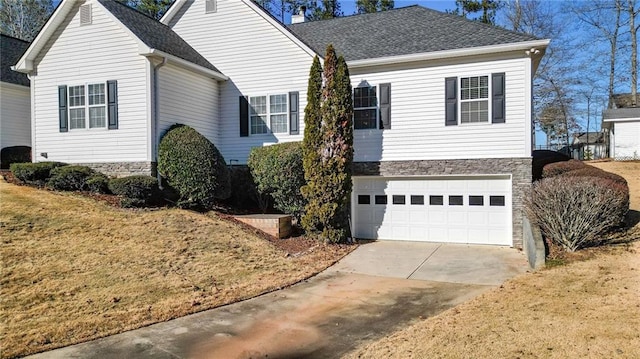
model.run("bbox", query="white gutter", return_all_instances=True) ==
[153,57,168,188]
[347,39,551,69]
[141,49,228,81]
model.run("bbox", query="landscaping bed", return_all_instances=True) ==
[0,179,353,359]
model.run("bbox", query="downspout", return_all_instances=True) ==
[153,57,168,188]
[27,73,36,162]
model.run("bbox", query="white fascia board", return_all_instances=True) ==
[347,39,551,69]
[160,0,185,25]
[241,0,319,59]
[142,49,228,81]
[603,117,640,122]
[12,0,76,73]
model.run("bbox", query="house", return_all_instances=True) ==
[13,0,549,248]
[571,132,606,160]
[1,34,31,153]
[602,94,640,160]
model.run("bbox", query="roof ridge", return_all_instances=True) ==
[290,4,419,25]
[103,0,162,22]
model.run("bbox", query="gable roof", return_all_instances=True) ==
[572,132,604,144]
[97,0,219,73]
[1,34,30,86]
[288,6,541,62]
[603,108,640,121]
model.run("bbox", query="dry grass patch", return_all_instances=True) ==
[0,180,352,359]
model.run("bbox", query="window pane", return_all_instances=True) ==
[410,195,424,205]
[88,83,105,105]
[250,115,268,134]
[89,107,106,128]
[354,109,377,129]
[69,108,85,129]
[69,85,85,107]
[270,114,287,133]
[250,96,266,115]
[270,94,287,113]
[469,195,484,206]
[358,195,370,205]
[449,195,463,206]
[374,195,387,205]
[490,195,506,206]
[392,195,405,205]
[429,195,443,205]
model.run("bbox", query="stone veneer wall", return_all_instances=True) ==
[352,158,532,248]
[78,161,156,178]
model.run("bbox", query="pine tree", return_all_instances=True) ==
[302,45,354,243]
[356,0,394,14]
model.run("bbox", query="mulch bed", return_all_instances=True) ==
[1,170,354,256]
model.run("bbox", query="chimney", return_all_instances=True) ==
[291,6,306,24]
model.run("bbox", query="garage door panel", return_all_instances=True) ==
[353,176,512,246]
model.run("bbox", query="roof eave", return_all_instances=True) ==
[160,0,185,25]
[142,49,228,81]
[347,39,550,69]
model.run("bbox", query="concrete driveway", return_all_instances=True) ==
[27,241,529,359]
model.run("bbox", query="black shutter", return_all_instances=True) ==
[58,85,68,132]
[445,77,457,126]
[289,91,299,135]
[239,96,249,137]
[492,73,505,124]
[379,83,391,129]
[107,80,118,129]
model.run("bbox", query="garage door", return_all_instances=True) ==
[352,176,512,245]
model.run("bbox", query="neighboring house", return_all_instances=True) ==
[1,34,31,152]
[13,0,549,248]
[602,94,640,160]
[571,132,606,160]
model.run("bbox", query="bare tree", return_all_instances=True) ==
[627,0,639,105]
[0,0,54,41]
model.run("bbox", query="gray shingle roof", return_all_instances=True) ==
[1,34,30,86]
[97,0,220,73]
[288,5,540,61]
[604,108,640,120]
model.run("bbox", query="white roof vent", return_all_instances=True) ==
[80,4,92,25]
[291,6,306,24]
[205,0,217,13]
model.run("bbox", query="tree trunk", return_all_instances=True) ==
[629,0,638,106]
[609,1,622,108]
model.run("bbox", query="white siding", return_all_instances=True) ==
[350,56,532,162]
[31,0,149,164]
[157,63,219,145]
[0,83,31,149]
[168,0,314,163]
[612,121,640,159]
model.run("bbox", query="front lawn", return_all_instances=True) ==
[347,161,640,358]
[0,179,351,359]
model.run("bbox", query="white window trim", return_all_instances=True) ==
[248,93,289,136]
[458,75,491,125]
[354,84,380,130]
[68,82,108,131]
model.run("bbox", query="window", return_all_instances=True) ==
[354,86,378,129]
[375,195,387,205]
[469,195,484,206]
[490,195,506,206]
[392,195,405,205]
[460,76,489,123]
[411,195,424,205]
[358,195,370,205]
[249,94,288,135]
[67,83,107,130]
[449,195,463,206]
[429,195,443,206]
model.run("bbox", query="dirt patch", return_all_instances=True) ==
[0,180,354,359]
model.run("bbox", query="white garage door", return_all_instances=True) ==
[352,176,512,245]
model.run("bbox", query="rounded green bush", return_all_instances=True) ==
[158,124,230,209]
[47,165,95,191]
[248,142,305,220]
[10,162,67,186]
[86,173,110,193]
[108,175,160,207]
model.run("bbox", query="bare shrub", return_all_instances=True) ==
[525,176,629,252]
[560,167,628,185]
[541,159,586,178]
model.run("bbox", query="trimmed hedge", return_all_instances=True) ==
[108,175,160,207]
[541,159,586,178]
[1,146,31,169]
[525,176,629,252]
[532,150,570,181]
[248,142,306,220]
[86,173,110,193]
[10,162,67,186]
[47,165,95,191]
[158,125,230,209]
[226,166,270,212]
[561,166,628,186]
